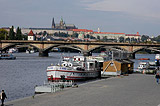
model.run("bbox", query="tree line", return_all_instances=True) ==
[0,26,27,40]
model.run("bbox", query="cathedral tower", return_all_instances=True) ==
[52,17,55,29]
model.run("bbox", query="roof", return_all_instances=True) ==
[105,59,134,64]
[125,34,140,36]
[28,30,34,36]
[94,32,125,35]
[72,29,93,32]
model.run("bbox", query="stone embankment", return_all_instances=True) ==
[6,74,160,106]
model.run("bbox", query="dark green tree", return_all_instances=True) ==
[97,36,100,40]
[54,32,58,36]
[125,37,130,43]
[86,34,90,38]
[71,33,78,38]
[16,27,22,40]
[141,35,149,42]
[119,37,125,42]
[102,36,108,42]
[9,26,15,40]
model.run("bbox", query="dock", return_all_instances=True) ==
[6,74,160,106]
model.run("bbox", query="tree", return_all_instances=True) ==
[86,34,90,38]
[97,36,100,40]
[153,35,160,42]
[54,32,58,36]
[102,36,108,42]
[125,37,130,43]
[16,27,22,40]
[43,31,47,36]
[71,33,78,38]
[9,26,15,40]
[0,29,8,40]
[119,37,125,42]
[141,35,149,42]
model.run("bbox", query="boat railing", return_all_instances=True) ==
[39,80,73,93]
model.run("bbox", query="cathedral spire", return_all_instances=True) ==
[61,16,63,22]
[52,17,55,29]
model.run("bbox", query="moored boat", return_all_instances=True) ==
[135,62,156,74]
[138,58,150,60]
[47,55,101,81]
[0,53,16,60]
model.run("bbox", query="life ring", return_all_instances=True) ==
[62,63,67,67]
[68,63,73,67]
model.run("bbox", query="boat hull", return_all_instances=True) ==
[47,66,100,81]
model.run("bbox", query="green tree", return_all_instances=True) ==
[102,36,108,42]
[125,37,130,43]
[97,36,100,40]
[71,33,78,38]
[119,37,125,42]
[141,35,149,42]
[9,26,15,40]
[16,27,23,40]
[54,32,58,36]
[153,35,160,42]
[0,29,8,40]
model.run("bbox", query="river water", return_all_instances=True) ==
[0,53,156,101]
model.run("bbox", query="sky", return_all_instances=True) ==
[0,0,160,36]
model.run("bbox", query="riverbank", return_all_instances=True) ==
[5,74,160,106]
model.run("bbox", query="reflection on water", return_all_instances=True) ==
[0,53,156,101]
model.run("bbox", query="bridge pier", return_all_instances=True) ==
[39,50,49,57]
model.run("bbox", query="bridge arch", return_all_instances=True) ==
[133,47,150,54]
[43,44,83,53]
[1,43,40,52]
[88,45,128,53]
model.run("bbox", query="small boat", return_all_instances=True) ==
[135,62,156,74]
[0,53,16,60]
[136,62,149,73]
[47,55,101,81]
[138,58,150,60]
[8,48,18,53]
[26,50,35,54]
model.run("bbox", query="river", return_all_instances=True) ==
[0,53,156,101]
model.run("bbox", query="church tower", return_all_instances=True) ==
[52,17,55,29]
[59,17,66,29]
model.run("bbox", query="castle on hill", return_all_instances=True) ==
[51,17,77,30]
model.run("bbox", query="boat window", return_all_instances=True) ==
[90,63,94,68]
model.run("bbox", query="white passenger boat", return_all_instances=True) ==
[47,56,101,81]
[136,62,149,73]
[136,62,156,74]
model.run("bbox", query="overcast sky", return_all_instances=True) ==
[0,0,160,36]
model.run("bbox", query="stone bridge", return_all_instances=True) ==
[1,40,160,58]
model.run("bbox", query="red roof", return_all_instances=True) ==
[28,30,34,36]
[94,32,125,35]
[72,29,93,32]
[125,34,140,36]
[125,32,140,36]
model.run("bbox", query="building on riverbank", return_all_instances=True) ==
[102,59,134,76]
